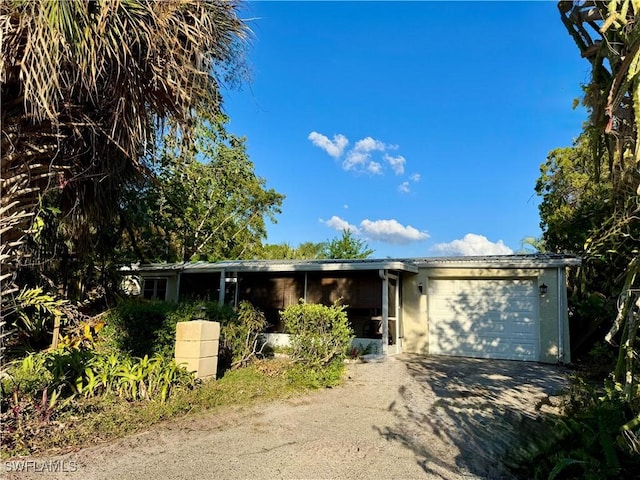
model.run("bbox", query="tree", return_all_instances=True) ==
[121,117,284,263]
[536,135,615,254]
[517,237,546,254]
[322,230,374,259]
[0,0,247,270]
[258,241,326,260]
[559,1,640,394]
[536,134,630,354]
[1,0,248,348]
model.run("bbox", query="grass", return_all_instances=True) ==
[3,358,311,458]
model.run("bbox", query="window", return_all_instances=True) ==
[143,278,168,300]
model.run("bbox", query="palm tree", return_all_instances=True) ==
[559,0,640,401]
[1,0,248,342]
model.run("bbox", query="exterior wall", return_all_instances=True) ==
[137,261,573,364]
[400,267,571,364]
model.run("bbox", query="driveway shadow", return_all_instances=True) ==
[375,354,570,479]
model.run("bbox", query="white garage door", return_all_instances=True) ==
[428,278,539,361]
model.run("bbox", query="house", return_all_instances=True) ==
[126,254,581,364]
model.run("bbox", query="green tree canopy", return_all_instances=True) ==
[259,242,326,260]
[322,230,374,259]
[557,0,640,404]
[1,0,248,285]
[122,117,284,263]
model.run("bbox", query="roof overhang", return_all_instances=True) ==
[123,254,580,276]
[411,254,582,269]
[126,259,419,275]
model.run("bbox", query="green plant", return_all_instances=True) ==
[8,287,67,352]
[280,300,353,387]
[101,299,235,359]
[220,301,268,370]
[0,353,53,398]
[1,357,307,458]
[510,375,640,479]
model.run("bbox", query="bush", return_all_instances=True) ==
[219,301,268,370]
[280,300,353,387]
[101,299,234,358]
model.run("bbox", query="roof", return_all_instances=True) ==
[125,254,581,275]
[409,253,582,269]
[130,258,419,274]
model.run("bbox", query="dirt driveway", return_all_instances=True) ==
[5,354,569,480]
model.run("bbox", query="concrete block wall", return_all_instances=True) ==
[175,320,220,380]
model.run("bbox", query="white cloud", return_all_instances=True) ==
[323,215,358,232]
[308,132,348,158]
[432,233,514,256]
[343,150,369,171]
[409,173,421,182]
[368,161,383,174]
[384,154,406,175]
[323,216,429,245]
[398,181,410,193]
[354,136,386,152]
[308,132,411,179]
[360,219,429,244]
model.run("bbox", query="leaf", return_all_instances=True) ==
[621,413,640,431]
[549,458,587,480]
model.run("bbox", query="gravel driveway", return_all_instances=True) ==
[5,354,569,480]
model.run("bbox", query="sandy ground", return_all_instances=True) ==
[4,354,569,480]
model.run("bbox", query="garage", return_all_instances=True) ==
[427,278,539,361]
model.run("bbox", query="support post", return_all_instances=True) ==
[379,269,389,355]
[218,269,226,305]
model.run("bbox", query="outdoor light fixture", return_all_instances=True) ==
[418,282,424,294]
[539,283,548,296]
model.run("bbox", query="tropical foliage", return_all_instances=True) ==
[558,0,640,399]
[518,2,640,475]
[120,117,284,263]
[259,241,326,260]
[1,0,248,344]
[1,345,196,455]
[258,230,374,260]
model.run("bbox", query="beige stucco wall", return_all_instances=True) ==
[400,267,571,364]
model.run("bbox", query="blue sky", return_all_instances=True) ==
[223,1,590,258]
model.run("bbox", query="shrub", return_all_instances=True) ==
[219,301,268,370]
[280,300,353,387]
[101,299,234,358]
